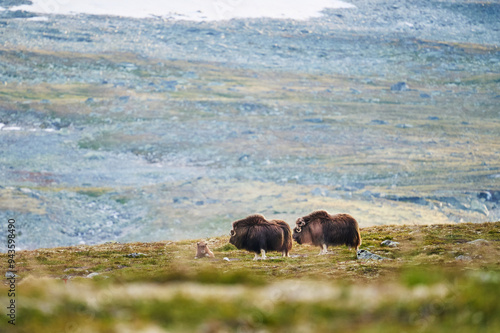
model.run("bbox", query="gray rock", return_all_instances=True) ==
[467,239,489,245]
[396,123,413,128]
[86,272,100,278]
[455,255,472,261]
[311,187,328,196]
[370,119,388,125]
[381,240,399,247]
[5,271,18,278]
[391,82,410,91]
[125,253,147,258]
[357,249,389,260]
[161,80,178,91]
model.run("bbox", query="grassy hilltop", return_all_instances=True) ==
[1,222,499,332]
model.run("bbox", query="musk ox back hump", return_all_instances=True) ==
[272,219,292,254]
[323,213,361,249]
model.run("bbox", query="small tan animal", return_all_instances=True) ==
[195,241,215,259]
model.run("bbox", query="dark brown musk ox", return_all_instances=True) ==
[229,214,292,260]
[293,210,361,255]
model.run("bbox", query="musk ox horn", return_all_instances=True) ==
[298,221,306,227]
[295,227,302,233]
[230,230,235,236]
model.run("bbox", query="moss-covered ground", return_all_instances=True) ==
[1,221,499,332]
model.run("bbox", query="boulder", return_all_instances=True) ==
[391,82,410,91]
[125,253,147,258]
[467,239,489,245]
[357,249,389,260]
[381,240,399,247]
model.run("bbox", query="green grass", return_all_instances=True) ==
[1,222,499,332]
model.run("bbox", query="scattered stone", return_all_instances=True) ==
[396,123,413,128]
[125,253,147,258]
[455,255,472,261]
[381,240,399,247]
[173,197,189,203]
[311,187,329,196]
[357,249,389,260]
[238,154,250,161]
[420,93,431,98]
[370,119,388,125]
[5,271,18,278]
[86,272,100,278]
[467,239,489,245]
[427,116,440,120]
[391,82,410,91]
[161,80,178,91]
[478,191,492,201]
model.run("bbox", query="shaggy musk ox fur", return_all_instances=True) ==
[229,214,292,260]
[293,210,361,254]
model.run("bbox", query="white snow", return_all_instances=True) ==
[13,0,355,21]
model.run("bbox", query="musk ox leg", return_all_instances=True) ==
[253,250,267,260]
[318,244,328,255]
[282,250,290,257]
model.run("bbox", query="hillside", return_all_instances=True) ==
[2,222,500,332]
[1,0,499,250]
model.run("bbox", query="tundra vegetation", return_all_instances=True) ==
[1,222,499,332]
[0,1,499,332]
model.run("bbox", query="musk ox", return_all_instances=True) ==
[195,241,215,259]
[293,210,361,254]
[229,214,292,260]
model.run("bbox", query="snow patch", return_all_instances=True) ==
[13,0,356,21]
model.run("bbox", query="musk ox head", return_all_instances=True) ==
[229,225,240,247]
[292,221,313,245]
[292,226,303,244]
[292,216,317,245]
